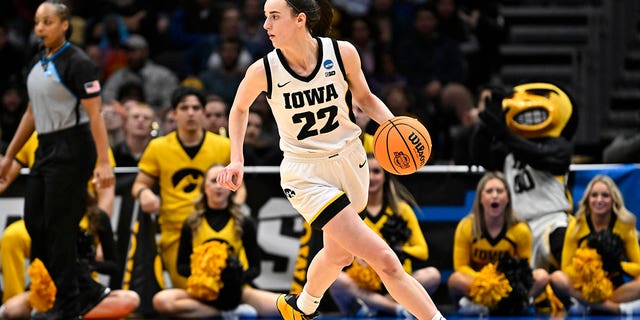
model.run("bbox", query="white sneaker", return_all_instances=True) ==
[620,299,640,315]
[221,303,258,320]
[568,297,589,315]
[458,297,489,316]
[354,298,377,317]
[395,305,416,319]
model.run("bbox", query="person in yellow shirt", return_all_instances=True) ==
[131,86,231,289]
[549,175,640,315]
[448,171,549,315]
[329,154,441,317]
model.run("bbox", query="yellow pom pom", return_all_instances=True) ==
[28,259,57,312]
[346,259,382,292]
[568,248,613,303]
[187,241,230,301]
[469,263,512,309]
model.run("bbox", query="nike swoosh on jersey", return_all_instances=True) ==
[277,81,291,88]
[358,159,367,168]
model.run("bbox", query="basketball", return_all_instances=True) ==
[373,116,432,175]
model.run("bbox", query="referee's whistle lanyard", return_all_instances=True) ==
[40,41,70,72]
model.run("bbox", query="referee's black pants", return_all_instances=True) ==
[24,124,96,307]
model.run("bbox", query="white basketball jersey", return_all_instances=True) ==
[263,37,361,155]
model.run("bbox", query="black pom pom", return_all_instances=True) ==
[209,256,244,311]
[494,255,533,315]
[587,229,624,273]
[380,214,411,248]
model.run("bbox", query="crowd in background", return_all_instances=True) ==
[0,0,508,165]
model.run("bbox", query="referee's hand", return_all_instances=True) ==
[93,162,115,189]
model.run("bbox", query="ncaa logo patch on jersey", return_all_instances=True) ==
[323,59,335,77]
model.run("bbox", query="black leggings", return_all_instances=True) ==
[24,124,96,300]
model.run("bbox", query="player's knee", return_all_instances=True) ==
[331,252,354,269]
[123,291,141,311]
[152,291,174,313]
[371,250,404,278]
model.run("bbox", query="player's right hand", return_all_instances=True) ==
[217,161,244,191]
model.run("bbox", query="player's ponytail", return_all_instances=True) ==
[286,0,333,37]
[313,0,333,37]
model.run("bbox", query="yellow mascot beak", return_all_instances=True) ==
[502,83,573,139]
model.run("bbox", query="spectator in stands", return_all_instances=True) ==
[85,14,129,80]
[166,0,219,50]
[0,23,26,95]
[152,164,281,317]
[183,4,253,79]
[131,86,231,289]
[102,34,179,110]
[549,175,640,316]
[448,171,549,316]
[457,0,508,91]
[442,83,482,165]
[116,81,146,105]
[113,101,155,167]
[198,37,248,107]
[329,153,441,317]
[369,49,407,97]
[203,95,229,137]
[0,83,27,146]
[239,0,272,59]
[395,4,465,162]
[383,85,418,119]
[158,107,177,136]
[243,109,282,166]
[364,0,414,48]
[101,101,126,147]
[434,0,476,53]
[396,4,465,103]
[0,191,140,320]
[602,132,640,163]
[346,17,382,80]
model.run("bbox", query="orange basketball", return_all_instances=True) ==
[373,116,432,175]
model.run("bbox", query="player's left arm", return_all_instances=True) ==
[338,41,394,125]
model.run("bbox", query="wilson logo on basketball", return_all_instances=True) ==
[393,151,411,169]
[408,132,426,165]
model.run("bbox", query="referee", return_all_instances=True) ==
[0,1,114,319]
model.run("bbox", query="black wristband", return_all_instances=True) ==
[136,187,150,199]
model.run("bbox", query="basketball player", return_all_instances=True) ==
[216,1,446,319]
